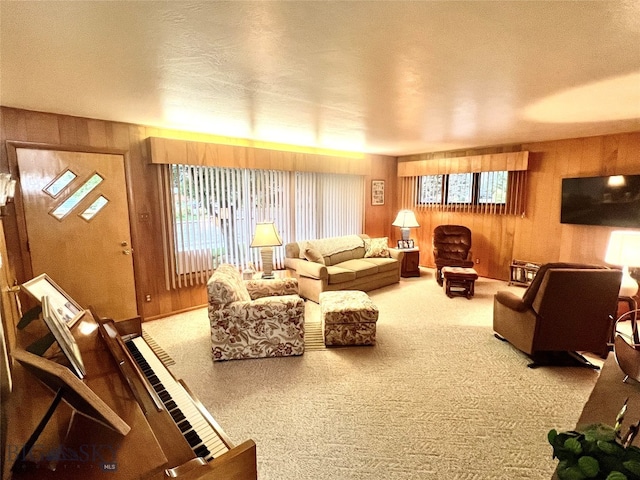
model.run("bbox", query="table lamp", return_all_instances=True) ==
[605,230,640,297]
[392,210,420,241]
[250,222,282,278]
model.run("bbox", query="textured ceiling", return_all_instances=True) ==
[1,1,640,156]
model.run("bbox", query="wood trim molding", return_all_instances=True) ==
[147,137,373,175]
[397,151,529,177]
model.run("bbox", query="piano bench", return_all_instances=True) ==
[320,291,379,346]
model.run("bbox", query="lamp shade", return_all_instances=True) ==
[392,210,420,228]
[250,222,282,248]
[605,230,640,267]
[605,230,640,297]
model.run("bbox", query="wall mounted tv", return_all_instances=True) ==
[561,174,640,228]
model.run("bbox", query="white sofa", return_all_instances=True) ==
[284,234,404,303]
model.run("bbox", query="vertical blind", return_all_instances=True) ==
[397,170,527,215]
[160,164,364,289]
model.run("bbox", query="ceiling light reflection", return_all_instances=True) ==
[164,106,364,158]
[525,72,640,123]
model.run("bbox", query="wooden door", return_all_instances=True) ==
[16,148,137,320]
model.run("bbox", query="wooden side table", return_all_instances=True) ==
[390,247,420,277]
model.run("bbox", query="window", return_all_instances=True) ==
[50,173,103,220]
[417,171,510,207]
[446,173,474,204]
[44,169,77,198]
[162,165,364,288]
[478,171,508,204]
[418,175,443,204]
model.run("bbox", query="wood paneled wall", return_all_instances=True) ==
[397,132,640,280]
[0,107,396,320]
[3,105,637,316]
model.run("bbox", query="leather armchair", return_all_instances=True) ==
[493,263,622,367]
[432,225,474,285]
[208,264,305,361]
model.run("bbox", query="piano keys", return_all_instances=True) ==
[125,337,229,461]
[2,311,257,480]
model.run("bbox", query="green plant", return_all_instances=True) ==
[549,402,640,480]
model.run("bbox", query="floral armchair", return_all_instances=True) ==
[208,264,305,361]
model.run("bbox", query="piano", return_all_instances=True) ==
[1,310,257,480]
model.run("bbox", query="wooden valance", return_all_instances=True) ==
[147,137,373,175]
[397,151,529,177]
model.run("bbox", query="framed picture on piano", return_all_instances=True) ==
[41,295,86,378]
[22,273,84,327]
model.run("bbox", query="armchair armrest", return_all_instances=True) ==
[295,260,328,280]
[388,248,405,262]
[244,278,299,299]
[495,290,528,312]
[220,295,303,318]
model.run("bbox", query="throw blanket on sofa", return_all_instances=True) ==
[299,235,364,258]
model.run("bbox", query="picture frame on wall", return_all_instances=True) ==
[21,273,84,327]
[371,180,385,206]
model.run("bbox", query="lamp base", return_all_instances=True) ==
[620,267,639,297]
[400,228,410,241]
[260,246,274,278]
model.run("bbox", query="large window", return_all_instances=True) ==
[162,164,364,288]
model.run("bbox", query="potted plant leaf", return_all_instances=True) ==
[549,400,640,480]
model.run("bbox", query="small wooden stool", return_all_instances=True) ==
[441,267,478,299]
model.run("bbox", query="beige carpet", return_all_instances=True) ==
[143,268,600,479]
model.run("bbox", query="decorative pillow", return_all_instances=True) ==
[364,237,390,258]
[304,246,325,265]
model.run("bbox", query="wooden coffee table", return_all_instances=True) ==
[441,267,478,299]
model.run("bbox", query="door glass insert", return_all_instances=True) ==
[51,173,104,220]
[80,195,109,221]
[44,169,77,198]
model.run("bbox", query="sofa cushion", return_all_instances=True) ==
[361,257,398,273]
[364,237,390,258]
[336,259,379,278]
[326,266,358,284]
[303,246,325,265]
[207,264,251,304]
[296,236,365,265]
[325,246,365,266]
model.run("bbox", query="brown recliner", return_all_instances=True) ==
[432,225,474,285]
[493,262,622,368]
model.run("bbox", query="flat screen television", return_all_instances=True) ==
[560,174,640,228]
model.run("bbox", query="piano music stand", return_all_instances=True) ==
[18,274,85,356]
[16,305,60,357]
[10,349,131,473]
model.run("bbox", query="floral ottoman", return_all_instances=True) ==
[319,290,379,346]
